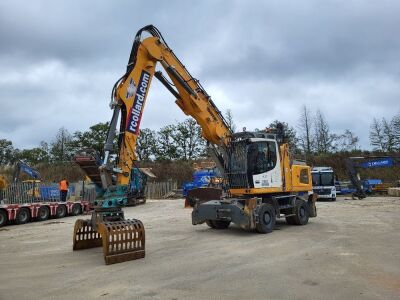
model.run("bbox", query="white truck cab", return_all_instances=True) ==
[311,167,336,201]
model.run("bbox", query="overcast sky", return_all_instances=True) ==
[1,0,399,149]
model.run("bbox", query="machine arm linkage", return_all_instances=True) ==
[345,156,400,199]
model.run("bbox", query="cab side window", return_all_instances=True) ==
[300,168,309,184]
[253,143,269,175]
[267,141,277,170]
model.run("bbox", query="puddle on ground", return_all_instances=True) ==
[43,221,65,225]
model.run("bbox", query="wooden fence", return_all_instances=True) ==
[145,180,178,199]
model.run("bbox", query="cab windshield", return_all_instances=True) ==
[247,141,277,175]
[312,172,334,186]
[228,140,277,175]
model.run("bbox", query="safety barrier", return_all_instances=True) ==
[0,181,96,204]
[0,180,178,205]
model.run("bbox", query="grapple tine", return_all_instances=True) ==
[97,219,145,265]
[73,219,103,250]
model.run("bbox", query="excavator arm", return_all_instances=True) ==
[102,25,232,187]
[345,156,400,199]
[12,160,41,183]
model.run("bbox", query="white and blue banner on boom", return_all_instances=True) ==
[359,158,394,168]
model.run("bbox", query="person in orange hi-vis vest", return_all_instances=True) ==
[59,178,69,202]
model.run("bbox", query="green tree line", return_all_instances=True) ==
[0,119,208,166]
[1,108,399,169]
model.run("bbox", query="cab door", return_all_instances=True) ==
[292,165,312,191]
[250,141,282,189]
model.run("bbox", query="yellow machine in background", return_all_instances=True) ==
[0,176,6,190]
[73,25,316,265]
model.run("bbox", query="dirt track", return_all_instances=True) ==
[1,196,400,300]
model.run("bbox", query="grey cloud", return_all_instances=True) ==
[197,1,400,81]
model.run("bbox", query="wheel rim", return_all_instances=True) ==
[57,206,65,215]
[0,214,4,224]
[299,206,306,219]
[40,209,48,218]
[20,211,28,222]
[263,211,271,225]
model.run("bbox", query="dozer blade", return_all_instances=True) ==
[73,219,145,265]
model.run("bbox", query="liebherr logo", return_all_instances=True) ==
[127,70,150,134]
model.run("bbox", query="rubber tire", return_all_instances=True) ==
[286,199,309,225]
[256,203,276,234]
[16,208,30,225]
[206,219,230,229]
[70,203,82,216]
[213,220,230,229]
[0,210,7,227]
[37,206,50,221]
[186,196,196,207]
[205,220,216,228]
[56,205,67,218]
[331,197,337,202]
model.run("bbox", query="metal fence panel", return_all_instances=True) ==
[0,181,97,204]
[0,181,177,204]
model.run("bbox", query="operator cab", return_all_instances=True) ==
[226,131,282,189]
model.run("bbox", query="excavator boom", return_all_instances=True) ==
[106,26,232,187]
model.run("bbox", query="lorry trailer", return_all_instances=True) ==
[0,201,89,227]
[0,181,91,227]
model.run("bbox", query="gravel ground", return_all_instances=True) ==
[0,196,399,300]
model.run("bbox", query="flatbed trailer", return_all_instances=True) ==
[0,201,90,227]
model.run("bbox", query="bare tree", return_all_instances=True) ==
[297,105,313,155]
[225,109,236,133]
[314,109,332,154]
[50,127,73,161]
[393,113,400,151]
[332,129,359,152]
[370,118,385,151]
[382,118,395,152]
